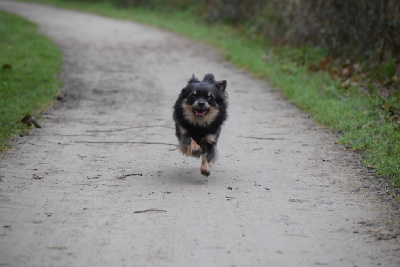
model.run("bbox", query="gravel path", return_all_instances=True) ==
[0,1,399,266]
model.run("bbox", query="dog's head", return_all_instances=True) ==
[179,74,227,126]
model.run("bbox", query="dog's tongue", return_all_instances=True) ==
[194,109,207,117]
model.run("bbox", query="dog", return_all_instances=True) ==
[173,73,228,176]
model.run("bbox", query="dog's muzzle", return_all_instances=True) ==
[193,100,209,117]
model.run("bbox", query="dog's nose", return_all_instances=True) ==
[197,101,205,107]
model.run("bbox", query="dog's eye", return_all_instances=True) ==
[189,94,196,101]
[208,96,214,102]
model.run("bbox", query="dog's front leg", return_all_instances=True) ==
[186,138,202,157]
[177,126,202,157]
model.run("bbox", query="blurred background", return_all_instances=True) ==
[77,0,399,62]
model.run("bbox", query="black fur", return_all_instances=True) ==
[173,73,228,176]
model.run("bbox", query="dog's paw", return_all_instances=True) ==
[200,158,210,176]
[191,146,202,157]
[180,141,202,157]
[201,168,210,176]
[190,140,202,157]
[180,139,202,157]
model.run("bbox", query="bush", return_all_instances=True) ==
[203,0,264,24]
[206,0,400,62]
[109,0,196,10]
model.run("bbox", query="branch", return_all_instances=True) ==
[117,173,142,180]
[134,208,167,214]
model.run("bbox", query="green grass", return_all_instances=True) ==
[9,0,400,187]
[0,9,62,149]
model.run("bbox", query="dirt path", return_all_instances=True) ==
[0,1,398,266]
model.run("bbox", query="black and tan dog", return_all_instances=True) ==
[173,73,228,176]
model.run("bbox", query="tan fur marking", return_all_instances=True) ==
[178,125,187,134]
[202,134,216,144]
[205,106,218,123]
[180,144,190,155]
[182,102,219,127]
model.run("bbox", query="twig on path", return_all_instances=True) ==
[75,141,177,146]
[117,173,143,180]
[86,125,174,133]
[239,136,285,141]
[134,208,167,214]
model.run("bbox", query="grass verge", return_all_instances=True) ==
[10,0,400,188]
[0,9,62,149]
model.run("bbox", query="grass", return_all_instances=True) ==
[0,9,62,149]
[7,0,400,188]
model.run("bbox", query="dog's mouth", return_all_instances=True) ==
[193,108,209,117]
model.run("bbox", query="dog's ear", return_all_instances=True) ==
[181,85,191,95]
[188,74,199,84]
[203,74,215,84]
[215,80,227,92]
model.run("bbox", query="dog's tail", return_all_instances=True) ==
[203,74,215,84]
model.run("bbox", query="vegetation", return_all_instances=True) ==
[0,10,62,149]
[9,0,400,189]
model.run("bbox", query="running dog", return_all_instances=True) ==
[173,73,228,176]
